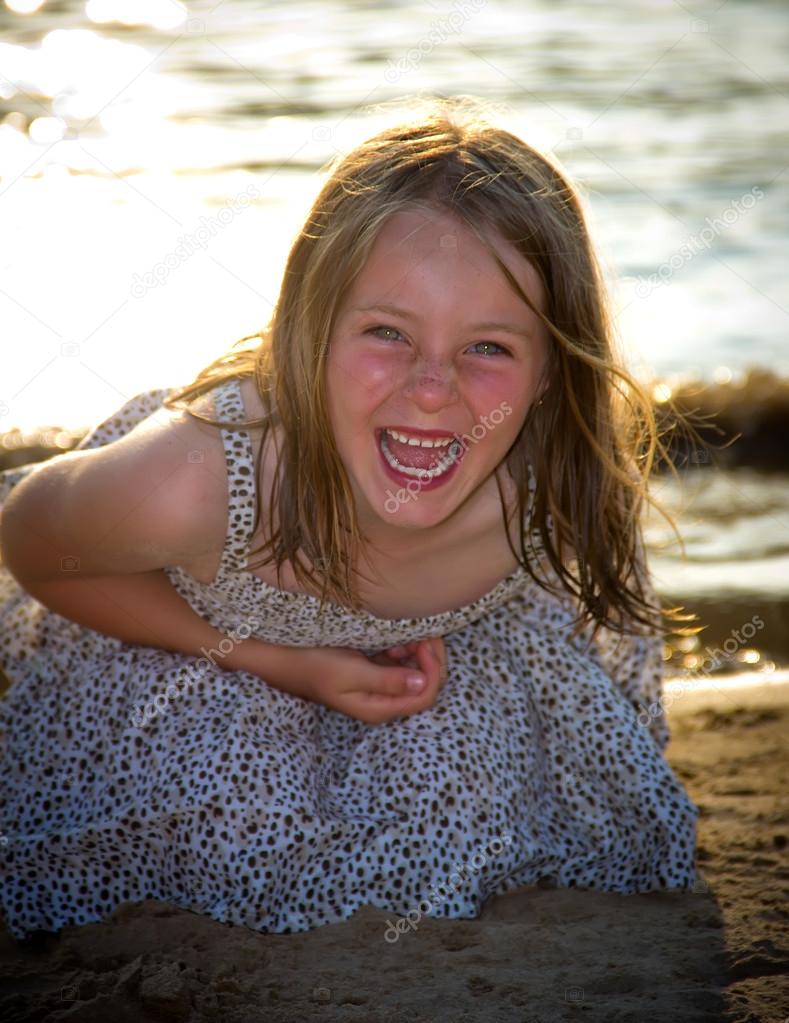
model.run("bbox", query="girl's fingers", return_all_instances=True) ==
[428,636,447,682]
[371,649,418,673]
[370,638,446,690]
[361,668,422,698]
[355,639,448,723]
[413,640,440,688]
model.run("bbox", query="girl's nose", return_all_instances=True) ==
[402,358,458,407]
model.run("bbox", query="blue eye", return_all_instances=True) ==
[367,325,404,342]
[469,341,510,357]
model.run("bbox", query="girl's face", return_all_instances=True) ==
[325,208,550,538]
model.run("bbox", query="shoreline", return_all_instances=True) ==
[665,667,789,695]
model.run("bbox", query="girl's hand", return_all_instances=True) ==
[373,638,448,681]
[291,635,447,725]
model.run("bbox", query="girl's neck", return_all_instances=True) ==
[354,465,516,572]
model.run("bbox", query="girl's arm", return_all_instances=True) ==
[0,405,303,678]
[0,403,444,721]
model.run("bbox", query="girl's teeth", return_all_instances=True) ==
[386,428,452,449]
[380,431,462,479]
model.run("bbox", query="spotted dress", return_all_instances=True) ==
[0,376,698,940]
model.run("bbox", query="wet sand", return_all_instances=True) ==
[0,680,786,1022]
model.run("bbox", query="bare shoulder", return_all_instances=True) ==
[235,374,280,477]
[236,375,270,428]
[1,396,231,580]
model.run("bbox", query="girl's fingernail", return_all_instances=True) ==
[406,673,426,693]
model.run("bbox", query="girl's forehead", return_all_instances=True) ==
[350,210,547,314]
[369,208,486,250]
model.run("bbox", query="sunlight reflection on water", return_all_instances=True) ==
[0,0,786,435]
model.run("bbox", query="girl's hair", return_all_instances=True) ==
[163,96,696,642]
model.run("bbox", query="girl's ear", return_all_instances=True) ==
[534,383,547,407]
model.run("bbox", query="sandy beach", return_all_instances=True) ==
[0,677,786,1023]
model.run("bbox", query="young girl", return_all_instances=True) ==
[0,99,699,940]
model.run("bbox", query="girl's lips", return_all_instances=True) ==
[375,428,466,491]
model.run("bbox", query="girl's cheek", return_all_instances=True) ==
[461,364,524,411]
[337,348,408,391]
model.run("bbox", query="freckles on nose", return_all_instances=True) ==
[411,359,454,387]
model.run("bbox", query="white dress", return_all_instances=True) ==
[0,375,698,940]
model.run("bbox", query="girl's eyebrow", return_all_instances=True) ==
[352,302,534,339]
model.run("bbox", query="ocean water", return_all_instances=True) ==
[644,468,789,676]
[1,0,787,432]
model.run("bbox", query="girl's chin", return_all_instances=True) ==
[344,444,496,526]
[353,475,468,529]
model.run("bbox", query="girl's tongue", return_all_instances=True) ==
[384,431,447,470]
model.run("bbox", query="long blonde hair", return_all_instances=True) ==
[164,97,695,641]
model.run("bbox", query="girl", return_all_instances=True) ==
[0,98,699,940]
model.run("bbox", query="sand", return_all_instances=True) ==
[1,681,787,1023]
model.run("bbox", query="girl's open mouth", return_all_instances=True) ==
[376,427,466,489]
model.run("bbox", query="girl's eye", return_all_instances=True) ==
[365,327,510,357]
[367,325,404,342]
[468,341,510,357]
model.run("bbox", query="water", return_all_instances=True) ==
[644,468,789,676]
[646,469,789,601]
[1,0,787,432]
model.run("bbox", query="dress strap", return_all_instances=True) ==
[212,376,258,579]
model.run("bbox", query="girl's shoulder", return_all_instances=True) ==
[235,375,269,429]
[2,396,233,580]
[233,374,280,481]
